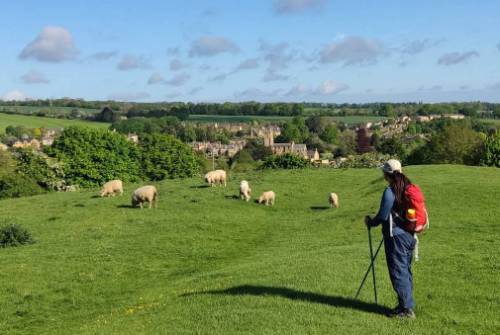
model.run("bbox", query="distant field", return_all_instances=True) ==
[479,118,500,126]
[189,114,387,125]
[0,105,100,116]
[0,113,109,132]
[188,114,293,123]
[324,115,387,125]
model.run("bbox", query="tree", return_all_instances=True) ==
[376,136,406,159]
[481,131,500,167]
[407,124,482,165]
[139,133,200,180]
[320,124,338,144]
[356,128,374,153]
[47,127,141,187]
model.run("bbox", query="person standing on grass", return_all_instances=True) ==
[365,159,417,319]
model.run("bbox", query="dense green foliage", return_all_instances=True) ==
[0,166,498,334]
[481,131,500,167]
[13,149,66,190]
[0,223,34,248]
[0,174,44,199]
[47,127,141,187]
[138,133,200,180]
[407,124,483,165]
[262,153,310,169]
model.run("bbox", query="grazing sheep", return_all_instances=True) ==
[328,192,339,208]
[240,180,251,202]
[131,185,158,209]
[258,191,275,206]
[204,169,227,187]
[100,180,123,197]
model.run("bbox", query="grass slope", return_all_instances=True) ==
[0,113,109,133]
[0,165,498,334]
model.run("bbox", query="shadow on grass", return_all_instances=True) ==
[117,204,135,209]
[90,195,101,199]
[190,185,210,189]
[225,195,240,200]
[183,285,389,316]
[310,206,330,211]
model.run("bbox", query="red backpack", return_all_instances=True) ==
[402,184,429,233]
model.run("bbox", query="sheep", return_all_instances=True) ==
[100,180,123,197]
[328,192,339,208]
[258,191,275,206]
[131,185,158,209]
[240,180,251,202]
[204,169,227,187]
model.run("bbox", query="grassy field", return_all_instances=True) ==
[0,113,109,133]
[0,165,498,334]
[189,114,387,125]
[0,106,100,115]
[188,114,293,123]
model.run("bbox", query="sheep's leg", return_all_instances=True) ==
[139,202,143,209]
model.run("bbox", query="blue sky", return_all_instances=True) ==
[1,0,499,103]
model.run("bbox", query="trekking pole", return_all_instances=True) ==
[367,226,378,304]
[354,228,384,301]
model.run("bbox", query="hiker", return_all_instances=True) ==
[365,159,417,319]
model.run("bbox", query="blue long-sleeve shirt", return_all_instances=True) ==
[371,186,405,237]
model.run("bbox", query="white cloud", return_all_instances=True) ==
[236,58,259,70]
[167,47,181,56]
[400,38,442,55]
[319,36,385,66]
[189,87,203,95]
[262,70,289,82]
[117,55,151,70]
[314,80,349,95]
[285,84,309,96]
[21,70,49,84]
[165,73,190,86]
[234,88,282,100]
[259,40,295,71]
[148,72,165,85]
[19,26,78,62]
[170,59,188,71]
[87,51,117,61]
[437,51,479,66]
[107,92,150,101]
[209,73,228,82]
[189,36,239,57]
[273,0,326,15]
[2,90,29,101]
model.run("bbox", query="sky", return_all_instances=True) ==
[1,0,499,103]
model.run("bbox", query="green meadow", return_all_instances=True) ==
[0,165,498,334]
[0,113,109,133]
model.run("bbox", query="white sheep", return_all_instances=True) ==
[240,180,251,202]
[204,170,227,187]
[328,192,339,208]
[131,185,158,209]
[100,180,123,197]
[258,191,275,206]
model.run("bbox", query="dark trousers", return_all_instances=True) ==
[384,230,416,309]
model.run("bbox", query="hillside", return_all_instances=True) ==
[0,113,109,133]
[0,165,498,334]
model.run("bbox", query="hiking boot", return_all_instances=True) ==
[386,305,403,317]
[388,308,416,319]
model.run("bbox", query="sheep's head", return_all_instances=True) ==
[131,196,139,207]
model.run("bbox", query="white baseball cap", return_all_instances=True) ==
[382,159,402,174]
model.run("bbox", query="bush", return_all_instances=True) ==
[481,131,500,167]
[0,174,44,199]
[139,133,200,180]
[12,149,67,191]
[331,152,393,169]
[47,127,141,187]
[0,224,34,247]
[262,153,310,169]
[407,124,482,165]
